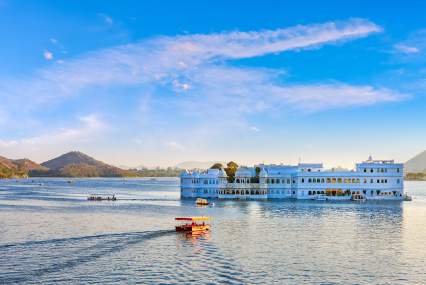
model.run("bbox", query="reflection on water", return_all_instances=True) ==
[0,178,425,284]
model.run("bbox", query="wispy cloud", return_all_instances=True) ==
[394,44,419,54]
[164,141,185,150]
[43,50,53,59]
[0,140,18,147]
[98,13,113,25]
[1,18,403,124]
[50,38,57,44]
[250,127,259,132]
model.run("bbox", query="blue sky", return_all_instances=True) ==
[1,0,426,168]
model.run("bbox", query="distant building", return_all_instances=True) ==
[180,156,406,200]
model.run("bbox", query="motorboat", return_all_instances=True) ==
[195,198,210,205]
[87,195,116,201]
[67,181,74,183]
[351,194,366,202]
[175,217,211,232]
[313,194,327,201]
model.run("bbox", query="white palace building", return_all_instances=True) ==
[180,156,408,200]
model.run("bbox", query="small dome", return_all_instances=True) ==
[219,167,227,177]
[235,167,250,178]
[259,168,268,177]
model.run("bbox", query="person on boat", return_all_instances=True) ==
[202,221,205,226]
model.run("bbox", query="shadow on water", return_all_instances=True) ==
[0,229,175,284]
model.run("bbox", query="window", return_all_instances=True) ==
[271,190,274,194]
[381,179,384,183]
[267,179,270,183]
[276,179,280,184]
[317,179,320,183]
[381,169,384,173]
[271,179,275,184]
[301,169,304,172]
[397,168,400,173]
[287,179,290,184]
[337,178,342,183]
[370,179,373,183]
[364,169,366,172]
[352,179,355,183]
[332,178,336,183]
[356,179,359,183]
[308,191,312,195]
[385,179,387,183]
[377,169,380,173]
[293,191,295,195]
[364,179,366,183]
[326,178,331,183]
[308,179,312,183]
[397,179,400,183]
[204,180,208,184]
[282,180,285,183]
[302,178,304,183]
[385,169,387,173]
[313,179,316,183]
[344,179,347,183]
[377,179,380,183]
[293,180,295,183]
[321,179,325,183]
[371,169,373,173]
[308,169,311,172]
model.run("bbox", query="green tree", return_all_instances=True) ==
[227,161,238,170]
[255,167,261,177]
[210,163,223,169]
[225,167,236,183]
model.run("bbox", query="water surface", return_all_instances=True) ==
[1,178,425,284]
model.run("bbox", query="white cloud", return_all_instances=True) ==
[98,13,113,25]
[164,141,185,150]
[0,140,18,147]
[43,51,53,59]
[1,18,404,123]
[394,44,419,54]
[50,38,57,44]
[250,127,259,131]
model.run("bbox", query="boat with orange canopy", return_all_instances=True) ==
[175,217,211,232]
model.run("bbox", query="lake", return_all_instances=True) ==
[1,178,425,284]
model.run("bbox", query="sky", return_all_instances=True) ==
[1,0,426,169]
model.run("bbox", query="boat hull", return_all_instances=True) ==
[175,225,210,232]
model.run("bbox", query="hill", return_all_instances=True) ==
[31,151,138,178]
[41,151,104,169]
[0,156,47,178]
[405,150,426,172]
[174,161,227,170]
[324,166,351,172]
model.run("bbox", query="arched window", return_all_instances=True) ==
[271,190,275,194]
[246,190,249,195]
[308,169,311,172]
[241,191,244,195]
[348,179,351,183]
[271,179,275,184]
[352,179,355,183]
[364,179,366,183]
[313,179,316,183]
[381,179,384,183]
[251,190,254,195]
[204,180,208,184]
[377,179,380,183]
[282,180,285,183]
[308,179,312,183]
[276,179,280,184]
[287,190,290,194]
[313,191,316,195]
[326,178,331,183]
[377,169,380,173]
[370,169,373,173]
[344,179,347,183]
[317,179,320,183]
[397,179,400,183]
[293,180,295,184]
[287,179,290,184]
[356,179,359,183]
[236,190,240,194]
[385,179,387,183]
[308,191,312,195]
[302,178,304,183]
[231,190,235,194]
[247,179,250,183]
[321,179,324,183]
[332,178,336,183]
[381,169,384,173]
[364,169,366,172]
[337,178,342,183]
[227,190,230,194]
[267,179,270,183]
[356,191,360,194]
[256,190,259,195]
[370,179,373,183]
[236,179,240,183]
[397,168,400,173]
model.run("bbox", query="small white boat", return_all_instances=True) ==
[313,194,327,201]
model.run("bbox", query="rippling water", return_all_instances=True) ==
[1,178,425,284]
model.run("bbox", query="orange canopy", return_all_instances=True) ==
[175,217,211,221]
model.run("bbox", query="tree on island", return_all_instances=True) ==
[210,163,223,169]
[225,161,238,183]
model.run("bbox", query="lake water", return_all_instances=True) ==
[0,178,425,284]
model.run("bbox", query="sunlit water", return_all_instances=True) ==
[1,178,425,284]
